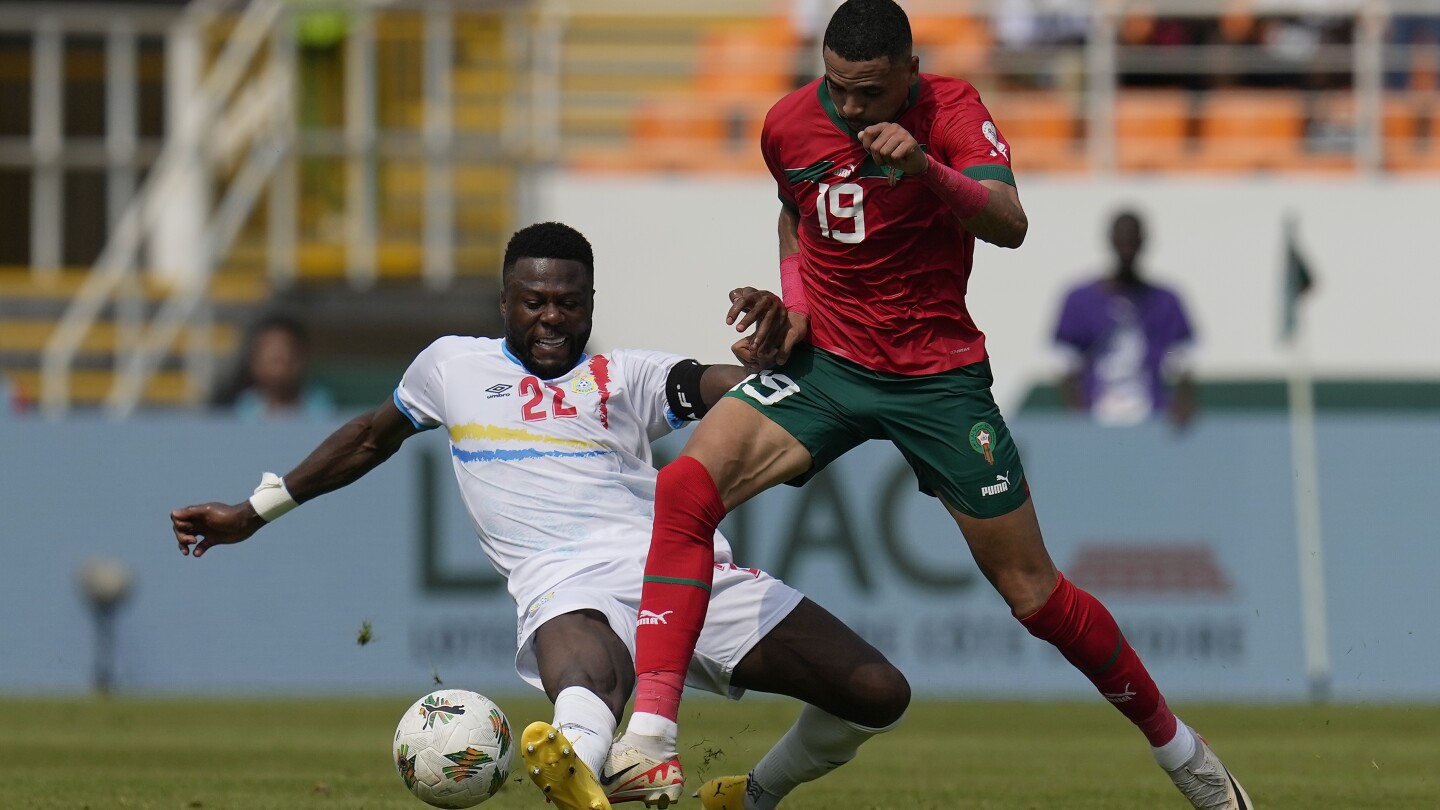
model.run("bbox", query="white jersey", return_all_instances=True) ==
[393,336,733,610]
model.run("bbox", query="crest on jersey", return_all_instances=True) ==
[981,121,1009,163]
[571,374,597,394]
[969,421,997,465]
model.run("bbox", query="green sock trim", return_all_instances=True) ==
[1083,636,1125,677]
[643,575,712,592]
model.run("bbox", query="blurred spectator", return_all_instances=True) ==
[1052,210,1196,428]
[0,371,25,415]
[993,0,1088,50]
[788,0,841,87]
[1117,9,1210,90]
[1113,2,1354,91]
[213,314,335,421]
[1388,14,1440,91]
[992,0,1089,90]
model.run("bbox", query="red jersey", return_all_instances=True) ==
[761,74,1016,375]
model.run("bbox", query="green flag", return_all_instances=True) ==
[1282,216,1315,341]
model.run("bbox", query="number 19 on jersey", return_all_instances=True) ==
[816,182,865,244]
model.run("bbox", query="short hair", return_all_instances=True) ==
[823,0,912,64]
[250,312,308,350]
[502,222,595,282]
[1111,209,1145,235]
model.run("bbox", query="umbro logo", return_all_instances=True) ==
[486,384,512,394]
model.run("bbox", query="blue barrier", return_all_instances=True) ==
[2,413,1435,699]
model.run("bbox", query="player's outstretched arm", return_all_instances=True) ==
[171,398,421,558]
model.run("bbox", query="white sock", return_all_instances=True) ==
[624,711,679,758]
[552,686,618,778]
[746,705,902,810]
[1151,718,1198,771]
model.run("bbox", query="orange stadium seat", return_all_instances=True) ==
[1383,94,1440,172]
[696,21,797,99]
[912,15,993,78]
[991,92,1084,173]
[571,18,793,176]
[625,93,771,175]
[1115,90,1193,172]
[1193,90,1307,172]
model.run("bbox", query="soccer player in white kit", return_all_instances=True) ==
[171,222,909,810]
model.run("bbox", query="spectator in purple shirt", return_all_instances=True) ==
[1053,210,1196,428]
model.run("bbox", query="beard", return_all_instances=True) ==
[506,324,591,379]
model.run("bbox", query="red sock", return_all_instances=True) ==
[633,456,726,721]
[1018,572,1179,746]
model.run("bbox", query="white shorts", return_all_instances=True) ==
[514,559,804,699]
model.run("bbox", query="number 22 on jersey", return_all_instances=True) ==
[520,376,578,421]
[816,182,865,244]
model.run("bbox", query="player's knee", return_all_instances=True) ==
[846,662,911,729]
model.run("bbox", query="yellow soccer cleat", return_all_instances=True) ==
[521,721,612,810]
[692,774,752,810]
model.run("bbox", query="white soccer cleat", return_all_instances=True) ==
[599,733,685,808]
[521,721,612,810]
[692,774,752,810]
[1166,729,1254,809]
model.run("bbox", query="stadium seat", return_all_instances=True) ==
[625,93,770,174]
[911,14,993,78]
[1383,94,1440,172]
[0,268,263,408]
[991,92,1084,173]
[575,17,796,176]
[1115,89,1193,172]
[695,21,796,99]
[1193,90,1307,173]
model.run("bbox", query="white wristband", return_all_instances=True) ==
[249,472,298,523]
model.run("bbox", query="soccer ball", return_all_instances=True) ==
[393,689,514,808]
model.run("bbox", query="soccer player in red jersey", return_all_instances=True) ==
[611,3,1254,809]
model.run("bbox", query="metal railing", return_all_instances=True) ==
[40,0,285,417]
[33,0,522,417]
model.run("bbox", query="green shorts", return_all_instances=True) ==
[723,343,1029,519]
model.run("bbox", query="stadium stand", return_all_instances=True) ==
[3,1,1438,412]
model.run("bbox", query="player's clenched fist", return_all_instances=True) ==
[859,123,928,177]
[171,502,264,557]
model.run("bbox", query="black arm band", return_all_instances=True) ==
[665,359,711,422]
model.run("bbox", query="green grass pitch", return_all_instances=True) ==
[1,696,1435,808]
